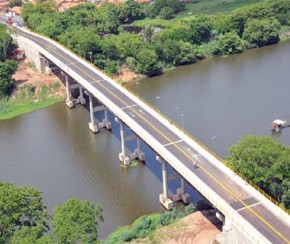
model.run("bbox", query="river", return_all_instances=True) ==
[0,40,290,239]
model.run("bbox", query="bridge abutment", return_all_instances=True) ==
[157,156,191,210]
[115,118,145,166]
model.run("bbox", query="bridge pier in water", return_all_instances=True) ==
[88,93,111,133]
[157,156,191,210]
[64,74,86,108]
[115,118,145,166]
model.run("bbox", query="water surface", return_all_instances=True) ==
[1,40,290,238]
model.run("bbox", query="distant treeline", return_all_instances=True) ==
[22,0,290,76]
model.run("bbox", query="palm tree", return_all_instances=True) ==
[141,24,156,44]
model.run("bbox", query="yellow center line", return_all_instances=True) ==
[27,32,289,243]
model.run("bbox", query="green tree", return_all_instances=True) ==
[0,25,16,61]
[162,39,196,65]
[135,47,162,76]
[281,180,290,209]
[0,181,49,243]
[116,0,144,24]
[212,32,247,56]
[227,136,290,209]
[159,7,174,20]
[187,15,213,44]
[22,2,56,29]
[141,25,156,44]
[152,0,183,16]
[0,60,18,97]
[243,18,281,47]
[10,225,54,244]
[229,8,251,36]
[52,198,103,243]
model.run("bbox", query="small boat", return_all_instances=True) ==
[271,119,286,132]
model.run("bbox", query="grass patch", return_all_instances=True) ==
[133,0,264,28]
[178,0,265,16]
[105,213,160,244]
[0,82,64,120]
[132,17,180,28]
[0,97,63,120]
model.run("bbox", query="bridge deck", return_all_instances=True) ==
[17,27,290,244]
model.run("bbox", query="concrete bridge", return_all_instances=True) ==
[14,26,290,244]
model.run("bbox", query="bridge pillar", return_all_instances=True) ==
[65,74,74,108]
[158,156,174,210]
[115,118,145,166]
[157,156,191,210]
[88,93,112,133]
[64,73,86,108]
[39,55,51,74]
[77,86,86,105]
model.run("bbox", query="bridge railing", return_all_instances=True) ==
[18,26,290,221]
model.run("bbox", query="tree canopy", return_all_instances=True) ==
[0,181,104,243]
[0,25,16,62]
[0,59,18,97]
[0,181,49,243]
[227,136,290,209]
[21,0,290,75]
[52,198,103,243]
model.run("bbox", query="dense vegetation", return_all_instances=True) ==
[0,24,63,120]
[0,180,210,243]
[106,200,211,243]
[22,0,290,77]
[0,25,18,97]
[227,136,290,210]
[0,181,103,243]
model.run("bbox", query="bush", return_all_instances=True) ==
[159,7,174,20]
[185,203,197,215]
[119,232,132,242]
[125,56,136,70]
[212,32,247,56]
[0,60,18,97]
[132,216,154,238]
[135,48,162,76]
[104,59,120,74]
[159,207,178,226]
[243,18,281,47]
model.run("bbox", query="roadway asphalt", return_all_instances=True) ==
[15,27,290,244]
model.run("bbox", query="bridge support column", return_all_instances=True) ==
[115,118,145,166]
[157,155,191,210]
[39,55,51,74]
[77,86,86,105]
[65,74,74,108]
[88,93,112,133]
[158,156,173,210]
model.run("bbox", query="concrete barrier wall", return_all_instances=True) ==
[16,35,42,71]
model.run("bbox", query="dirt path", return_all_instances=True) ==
[12,59,65,97]
[134,210,222,244]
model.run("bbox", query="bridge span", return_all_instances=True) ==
[15,26,290,243]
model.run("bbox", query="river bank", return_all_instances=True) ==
[0,59,65,120]
[106,204,221,244]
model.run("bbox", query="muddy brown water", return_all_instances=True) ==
[1,40,290,239]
